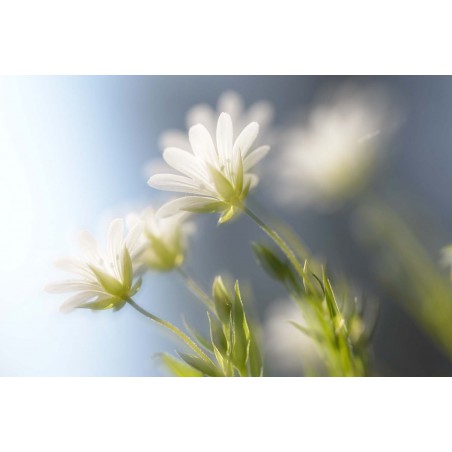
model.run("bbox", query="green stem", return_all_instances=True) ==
[242,204,308,283]
[126,298,213,364]
[176,267,215,312]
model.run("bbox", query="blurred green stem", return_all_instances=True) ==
[176,267,215,311]
[126,298,212,364]
[242,204,307,283]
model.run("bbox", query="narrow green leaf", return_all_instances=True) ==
[252,243,289,282]
[231,281,250,373]
[159,353,203,377]
[248,328,263,377]
[178,353,222,377]
[212,276,232,323]
[182,319,214,353]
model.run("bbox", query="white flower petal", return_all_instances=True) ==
[59,291,107,313]
[245,174,259,191]
[54,257,94,279]
[77,231,101,264]
[148,173,213,197]
[107,218,125,281]
[233,122,259,157]
[186,104,216,134]
[244,101,274,131]
[157,196,222,217]
[217,91,244,126]
[163,147,211,184]
[189,124,217,165]
[125,220,144,257]
[243,145,270,171]
[45,280,102,294]
[216,112,234,164]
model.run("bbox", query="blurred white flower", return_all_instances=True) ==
[159,90,274,151]
[46,218,144,312]
[273,84,397,210]
[263,299,321,376]
[440,245,452,278]
[148,112,270,224]
[126,207,194,272]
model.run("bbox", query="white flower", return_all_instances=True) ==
[263,299,322,376]
[148,112,270,223]
[126,207,193,272]
[46,218,144,313]
[159,90,274,151]
[274,84,397,210]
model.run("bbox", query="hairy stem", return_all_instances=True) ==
[126,298,213,364]
[242,204,308,283]
[176,267,215,311]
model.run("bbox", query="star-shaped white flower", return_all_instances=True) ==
[148,112,270,223]
[159,90,274,151]
[46,218,144,312]
[274,84,397,210]
[126,208,194,272]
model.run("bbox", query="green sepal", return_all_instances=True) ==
[231,281,250,373]
[130,277,142,297]
[207,313,229,374]
[209,165,236,200]
[218,205,237,224]
[78,297,125,311]
[178,352,222,377]
[235,154,244,194]
[122,248,133,290]
[212,276,232,323]
[158,353,203,377]
[182,200,227,214]
[89,265,125,297]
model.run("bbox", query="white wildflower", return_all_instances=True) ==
[274,84,397,210]
[148,112,270,224]
[126,207,193,272]
[46,218,144,312]
[159,90,274,151]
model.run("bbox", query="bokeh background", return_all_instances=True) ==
[1,76,452,376]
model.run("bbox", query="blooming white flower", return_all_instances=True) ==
[46,218,144,312]
[273,84,397,210]
[148,112,270,223]
[126,207,193,272]
[159,90,274,151]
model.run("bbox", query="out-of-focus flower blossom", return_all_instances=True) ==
[126,207,194,272]
[273,84,398,210]
[440,245,452,278]
[263,299,321,376]
[159,90,274,151]
[46,219,144,312]
[148,112,270,224]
